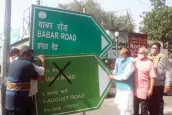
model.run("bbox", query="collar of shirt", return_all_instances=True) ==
[14,57,19,60]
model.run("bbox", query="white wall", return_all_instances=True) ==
[106,30,128,59]
[11,40,29,49]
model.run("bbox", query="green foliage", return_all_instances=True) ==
[58,0,135,32]
[150,0,166,9]
[113,15,135,32]
[140,7,172,42]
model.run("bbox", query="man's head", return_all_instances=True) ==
[138,47,148,59]
[120,47,130,58]
[151,42,161,56]
[10,48,20,60]
[20,46,34,61]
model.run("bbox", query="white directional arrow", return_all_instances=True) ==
[101,35,109,51]
[98,65,111,97]
[35,54,114,115]
[31,5,112,58]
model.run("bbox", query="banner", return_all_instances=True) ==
[128,33,148,57]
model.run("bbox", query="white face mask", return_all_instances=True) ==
[138,54,145,59]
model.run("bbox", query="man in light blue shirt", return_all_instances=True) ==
[109,48,135,115]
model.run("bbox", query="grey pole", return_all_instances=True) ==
[1,0,12,115]
[36,0,40,5]
[83,112,86,115]
[116,36,118,57]
[82,8,86,115]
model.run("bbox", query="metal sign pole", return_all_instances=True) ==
[1,0,12,115]
[116,37,118,57]
[83,112,86,115]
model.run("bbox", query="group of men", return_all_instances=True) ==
[3,42,171,115]
[110,42,172,115]
[5,46,46,115]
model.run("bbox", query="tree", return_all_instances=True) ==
[58,0,135,32]
[150,0,166,9]
[140,0,172,58]
[140,8,172,43]
[113,15,135,32]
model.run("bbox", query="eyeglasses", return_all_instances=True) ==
[151,47,158,49]
[138,52,145,54]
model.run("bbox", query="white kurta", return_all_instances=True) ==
[29,64,44,96]
[113,58,135,115]
[115,89,133,115]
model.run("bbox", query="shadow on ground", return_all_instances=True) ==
[164,113,172,115]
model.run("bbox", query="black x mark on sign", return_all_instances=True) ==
[49,61,72,87]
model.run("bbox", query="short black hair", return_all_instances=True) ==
[151,42,161,49]
[10,48,20,57]
[31,56,35,63]
[20,46,34,57]
[121,47,130,56]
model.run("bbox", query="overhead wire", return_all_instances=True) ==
[136,0,152,8]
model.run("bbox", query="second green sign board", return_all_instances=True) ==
[31,5,112,57]
[35,55,113,115]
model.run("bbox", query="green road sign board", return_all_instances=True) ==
[31,5,112,57]
[35,55,113,115]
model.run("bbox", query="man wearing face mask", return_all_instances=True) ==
[134,47,156,115]
[148,42,172,115]
[109,48,135,115]
[27,55,45,115]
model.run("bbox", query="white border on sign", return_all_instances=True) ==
[31,6,112,58]
[35,54,113,115]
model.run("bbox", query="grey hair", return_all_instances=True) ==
[139,47,148,55]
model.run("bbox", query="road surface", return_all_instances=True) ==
[72,96,172,115]
[0,91,172,115]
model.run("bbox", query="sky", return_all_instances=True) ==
[0,0,172,34]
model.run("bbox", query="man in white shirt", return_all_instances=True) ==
[10,48,20,62]
[27,55,46,115]
[29,55,45,96]
[109,48,135,115]
[10,47,46,115]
